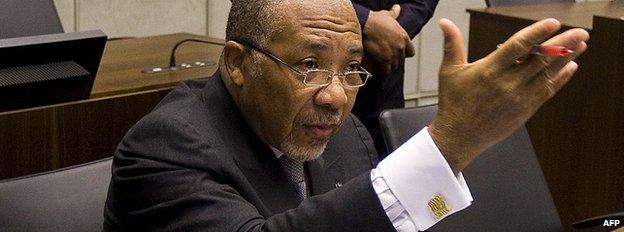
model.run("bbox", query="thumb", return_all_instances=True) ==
[439,18,467,66]
[389,4,401,19]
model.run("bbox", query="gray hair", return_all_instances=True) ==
[226,0,285,49]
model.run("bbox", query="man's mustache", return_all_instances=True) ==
[297,110,342,125]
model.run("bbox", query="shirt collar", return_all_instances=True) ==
[270,146,284,159]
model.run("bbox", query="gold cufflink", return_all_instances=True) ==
[428,194,451,219]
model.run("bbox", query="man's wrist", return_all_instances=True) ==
[427,121,475,174]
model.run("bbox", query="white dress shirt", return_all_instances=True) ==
[372,127,473,231]
[272,126,473,232]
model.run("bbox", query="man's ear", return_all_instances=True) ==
[223,41,247,87]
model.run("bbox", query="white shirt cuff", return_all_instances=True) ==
[372,127,473,231]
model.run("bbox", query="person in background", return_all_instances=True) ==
[351,0,439,158]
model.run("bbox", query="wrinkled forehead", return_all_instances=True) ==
[277,0,360,37]
[267,0,361,55]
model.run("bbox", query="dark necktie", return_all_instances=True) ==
[278,156,308,201]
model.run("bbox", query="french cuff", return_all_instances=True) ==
[377,127,473,231]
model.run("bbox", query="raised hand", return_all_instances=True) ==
[428,18,589,173]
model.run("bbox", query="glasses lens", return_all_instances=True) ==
[305,70,332,85]
[344,72,366,87]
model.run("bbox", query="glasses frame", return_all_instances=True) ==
[240,42,372,88]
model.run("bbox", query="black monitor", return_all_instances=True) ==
[0,0,64,39]
[0,30,107,112]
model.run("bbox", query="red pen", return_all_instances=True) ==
[497,44,574,57]
[530,45,574,57]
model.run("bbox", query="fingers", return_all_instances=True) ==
[486,18,561,70]
[389,4,401,19]
[527,60,578,102]
[534,42,586,90]
[439,18,467,66]
[515,28,589,79]
[524,38,587,101]
[399,29,413,65]
[385,53,400,74]
[392,56,400,72]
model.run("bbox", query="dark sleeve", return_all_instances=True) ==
[353,3,371,31]
[397,0,439,38]
[104,114,394,232]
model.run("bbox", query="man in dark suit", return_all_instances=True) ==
[351,0,438,158]
[104,0,588,231]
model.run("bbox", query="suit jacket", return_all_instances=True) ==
[350,0,439,157]
[103,72,395,231]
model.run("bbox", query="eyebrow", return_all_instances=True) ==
[348,46,364,56]
[295,42,363,56]
[296,42,329,52]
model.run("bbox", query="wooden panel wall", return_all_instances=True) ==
[0,88,171,179]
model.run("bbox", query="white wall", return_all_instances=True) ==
[52,0,75,32]
[207,0,231,38]
[405,0,486,107]
[53,0,209,38]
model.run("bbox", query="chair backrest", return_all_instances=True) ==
[379,105,563,232]
[0,0,64,39]
[486,0,574,7]
[0,157,113,232]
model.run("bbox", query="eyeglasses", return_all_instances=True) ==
[242,42,372,88]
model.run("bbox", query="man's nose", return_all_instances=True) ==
[313,78,348,110]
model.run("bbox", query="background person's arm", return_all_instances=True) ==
[353,1,438,75]
[354,4,411,74]
[395,0,439,38]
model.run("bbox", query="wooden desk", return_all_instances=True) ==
[92,33,222,98]
[0,33,223,180]
[468,3,624,231]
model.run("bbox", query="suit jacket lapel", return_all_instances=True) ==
[307,115,378,196]
[233,141,302,215]
[200,73,301,215]
[307,124,350,196]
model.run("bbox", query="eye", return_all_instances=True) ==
[347,62,361,72]
[301,59,319,70]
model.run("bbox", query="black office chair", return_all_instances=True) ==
[379,105,563,232]
[0,0,64,39]
[485,0,574,7]
[0,157,113,232]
